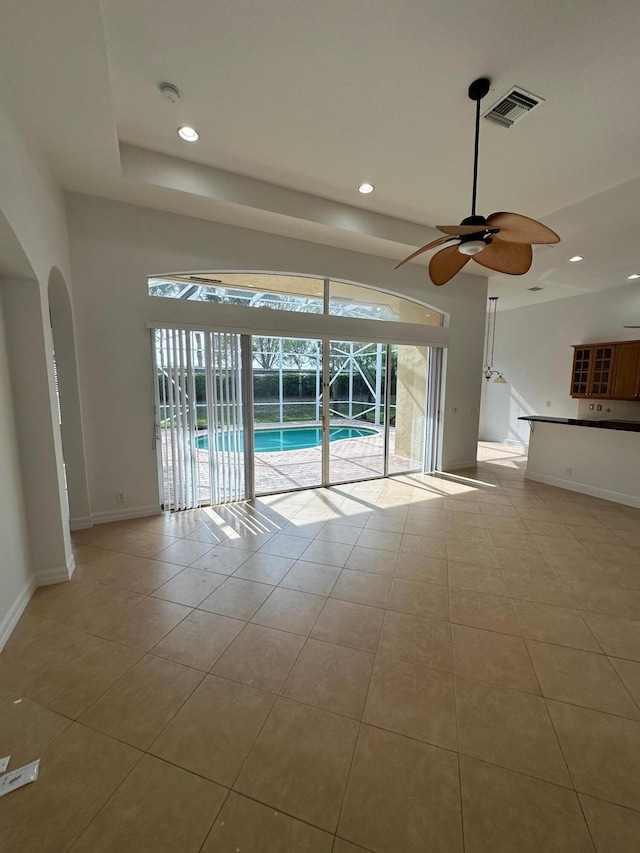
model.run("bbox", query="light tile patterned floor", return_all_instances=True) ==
[2,442,640,850]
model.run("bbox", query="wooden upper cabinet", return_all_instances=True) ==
[571,346,593,396]
[571,340,640,400]
[611,343,640,400]
[570,344,615,398]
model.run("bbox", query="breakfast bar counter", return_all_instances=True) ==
[518,416,640,507]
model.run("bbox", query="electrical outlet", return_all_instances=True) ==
[588,404,594,410]
[565,467,572,475]
[545,400,551,408]
[449,406,458,414]
[116,491,126,503]
[597,404,602,411]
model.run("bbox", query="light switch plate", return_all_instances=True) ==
[0,756,9,773]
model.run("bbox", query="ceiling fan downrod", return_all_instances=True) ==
[468,77,491,219]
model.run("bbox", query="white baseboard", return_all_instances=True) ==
[36,562,73,586]
[479,434,529,447]
[444,459,479,472]
[0,579,36,652]
[66,552,76,580]
[70,515,92,531]
[91,504,162,525]
[524,471,640,509]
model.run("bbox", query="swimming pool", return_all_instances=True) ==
[196,425,377,453]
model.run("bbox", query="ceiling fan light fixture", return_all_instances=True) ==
[394,77,559,285]
[458,239,487,256]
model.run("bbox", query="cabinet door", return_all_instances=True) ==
[612,343,640,399]
[589,345,615,398]
[570,347,592,397]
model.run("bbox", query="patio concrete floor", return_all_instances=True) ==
[161,421,422,504]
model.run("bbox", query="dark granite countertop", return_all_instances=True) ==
[518,416,640,433]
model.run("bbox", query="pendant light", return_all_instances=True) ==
[483,296,507,383]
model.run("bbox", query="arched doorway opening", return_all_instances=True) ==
[47,267,92,529]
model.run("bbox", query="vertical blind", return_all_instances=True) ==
[153,328,245,510]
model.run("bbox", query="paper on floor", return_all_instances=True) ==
[0,760,40,797]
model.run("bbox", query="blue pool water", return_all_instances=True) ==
[196,426,377,453]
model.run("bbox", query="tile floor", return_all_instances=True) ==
[2,442,640,851]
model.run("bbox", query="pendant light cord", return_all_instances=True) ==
[484,297,498,376]
[484,305,491,368]
[490,297,497,367]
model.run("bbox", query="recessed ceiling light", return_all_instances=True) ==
[569,255,584,263]
[358,183,375,194]
[177,126,199,142]
[628,273,640,280]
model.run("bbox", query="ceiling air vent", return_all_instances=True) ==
[527,286,544,292]
[483,87,543,128]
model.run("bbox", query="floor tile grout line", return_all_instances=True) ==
[573,793,600,853]
[327,568,389,841]
[59,733,148,853]
[219,580,342,800]
[195,787,233,853]
[457,747,466,853]
[542,696,583,801]
[275,580,342,700]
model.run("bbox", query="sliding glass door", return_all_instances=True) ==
[388,344,429,475]
[154,326,442,507]
[252,336,323,495]
[326,340,430,486]
[327,341,387,483]
[154,329,247,509]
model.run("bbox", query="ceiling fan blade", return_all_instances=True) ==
[429,245,471,285]
[436,224,488,236]
[472,239,533,275]
[624,326,640,329]
[394,236,456,270]
[487,212,560,245]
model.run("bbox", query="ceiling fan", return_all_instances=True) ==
[395,77,560,286]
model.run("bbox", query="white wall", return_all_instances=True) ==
[0,98,71,286]
[0,95,77,643]
[66,193,488,519]
[0,296,32,645]
[480,282,640,445]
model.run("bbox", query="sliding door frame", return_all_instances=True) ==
[152,318,446,506]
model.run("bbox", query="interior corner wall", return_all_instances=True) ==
[479,283,640,445]
[1,279,70,580]
[66,193,488,518]
[0,293,32,644]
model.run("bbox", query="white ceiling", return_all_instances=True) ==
[2,0,640,309]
